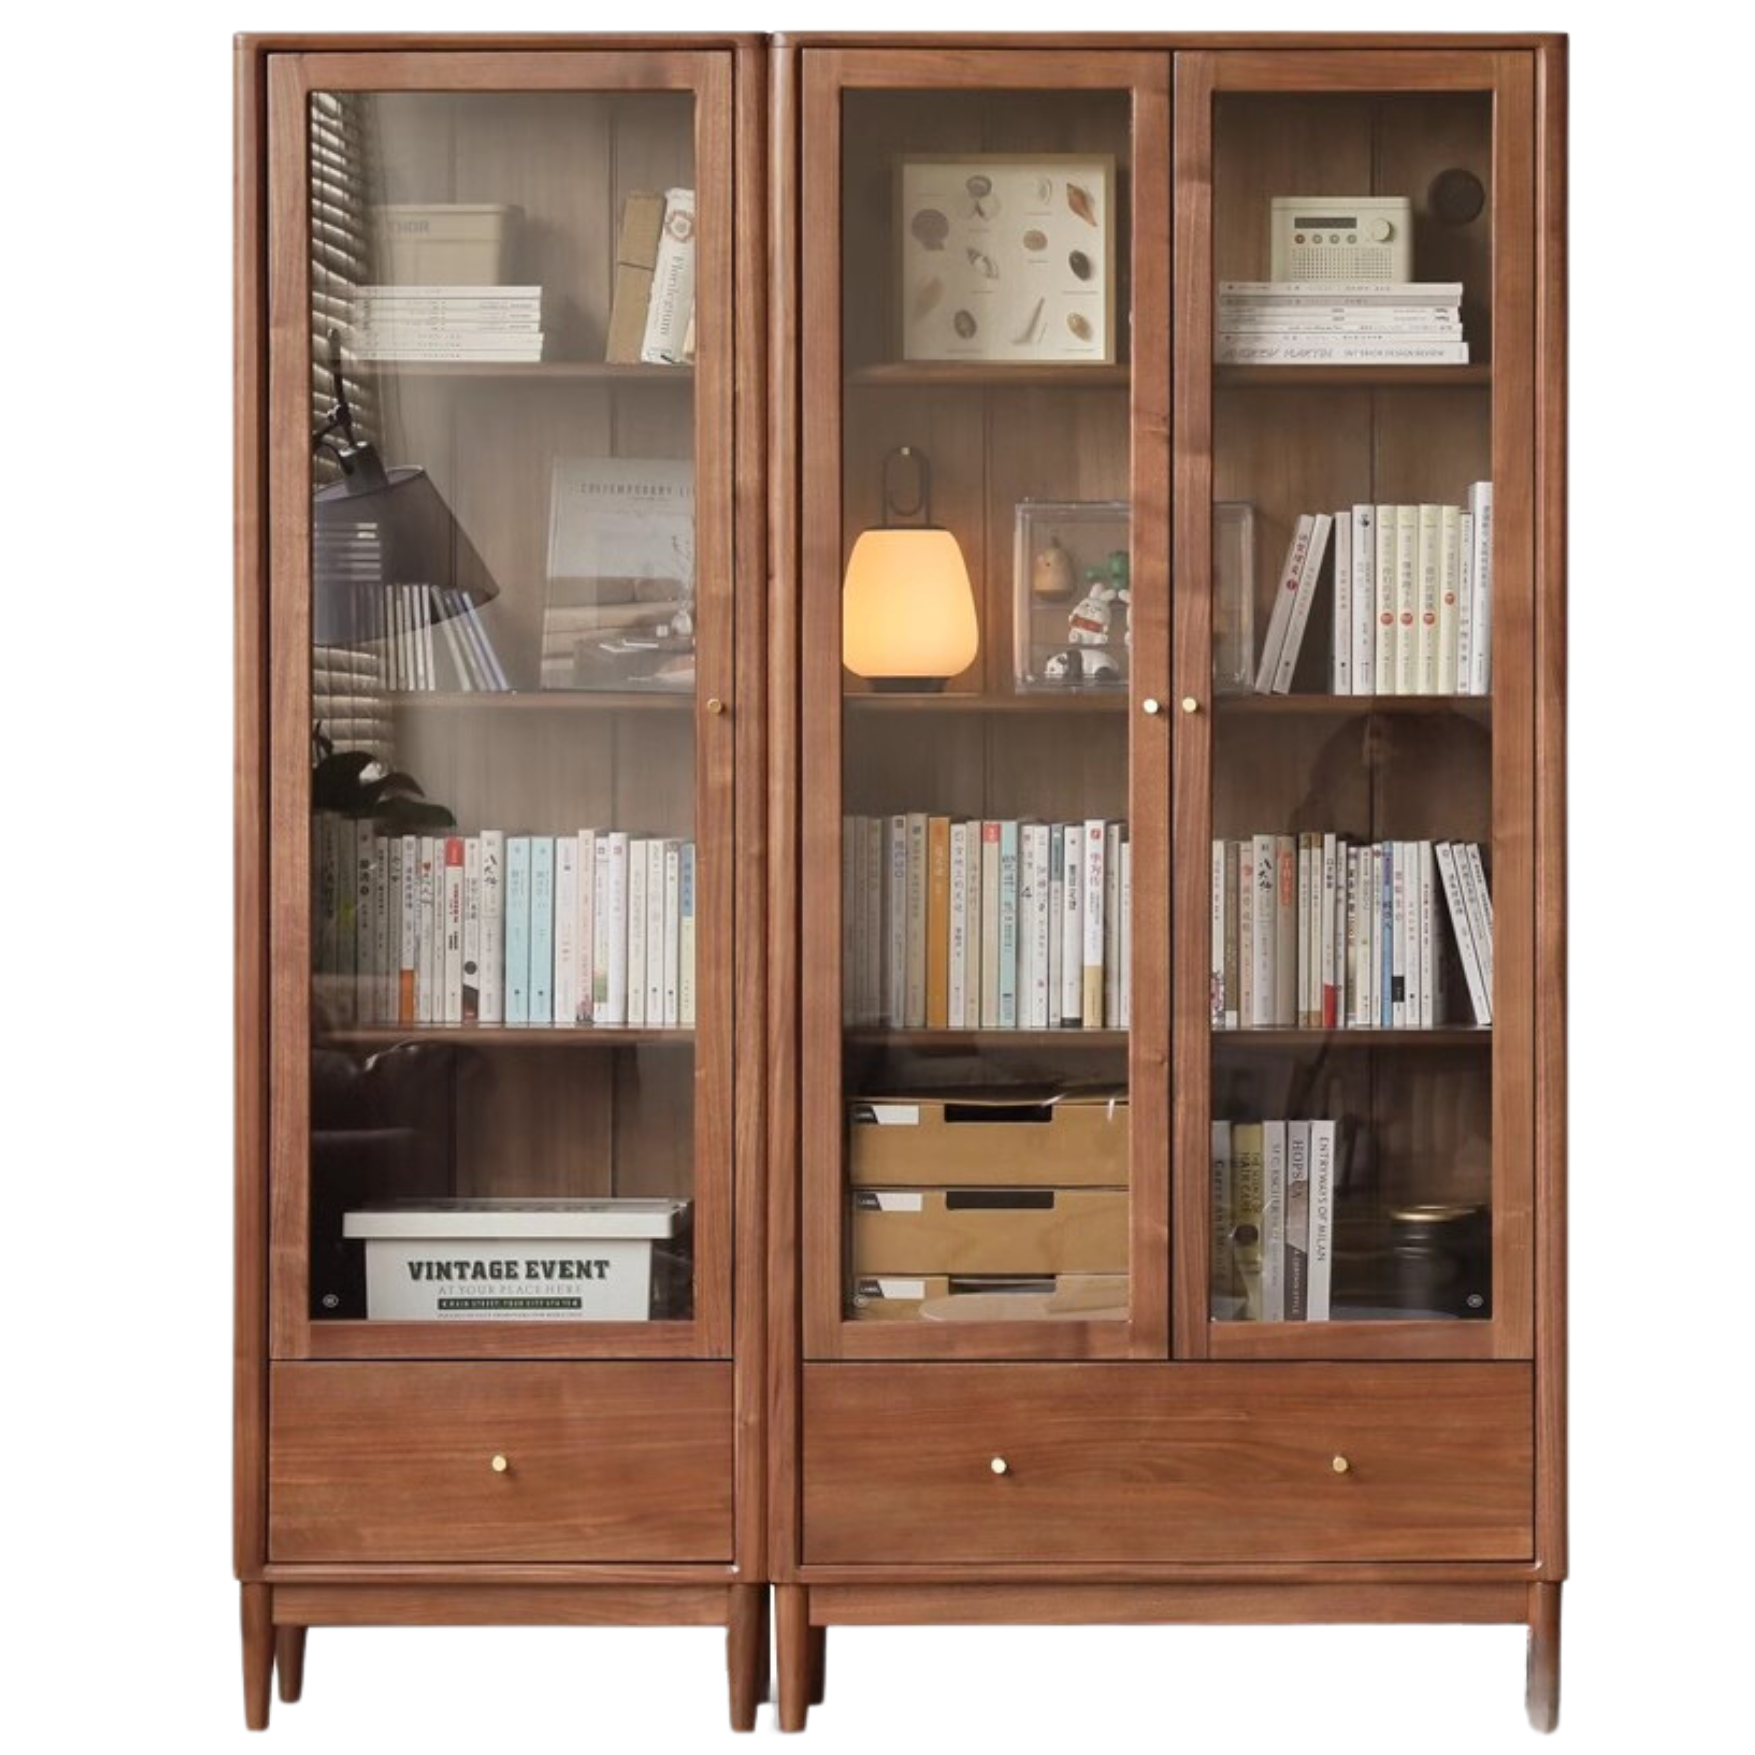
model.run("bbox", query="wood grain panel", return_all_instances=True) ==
[270,1362,732,1561]
[272,1582,728,1625]
[805,1363,1532,1563]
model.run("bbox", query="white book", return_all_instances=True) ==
[1237,839,1255,1030]
[948,820,971,1028]
[1016,823,1037,1027]
[962,821,982,1030]
[553,837,579,1027]
[999,823,1021,1029]
[1215,341,1469,365]
[1119,838,1132,1029]
[1103,823,1123,1029]
[461,836,482,1024]
[1393,506,1419,695]
[1284,1121,1311,1321]
[1390,840,1409,1028]
[371,834,392,1024]
[1415,504,1442,694]
[1210,839,1228,1030]
[528,838,554,1026]
[442,838,465,1025]
[1372,505,1397,695]
[1273,833,1297,1029]
[1467,481,1494,695]
[627,838,649,1028]
[852,817,873,1024]
[478,831,504,1025]
[679,842,697,1029]
[1219,280,1464,305]
[644,838,666,1027]
[575,830,597,1024]
[397,834,418,1025]
[1331,510,1352,694]
[590,836,613,1021]
[1320,833,1339,1028]
[1250,832,1276,1028]
[1271,512,1335,693]
[1417,840,1437,1028]
[1462,842,1495,995]
[886,815,909,1030]
[1295,835,1313,1027]
[866,818,887,1026]
[435,603,472,691]
[1335,838,1350,1028]
[1437,841,1492,1026]
[1437,504,1462,693]
[1344,847,1361,1028]
[601,833,630,1026]
[1063,824,1086,1028]
[980,822,1002,1029]
[841,816,857,1027]
[1211,1121,1234,1315]
[1306,1121,1337,1322]
[1351,504,1375,695]
[1261,1120,1287,1323]
[662,841,682,1028]
[1254,515,1316,692]
[416,836,438,1025]
[1023,822,1053,1028]
[905,812,928,1029]
[640,187,696,365]
[1455,510,1476,694]
[1047,825,1064,1029]
[1219,305,1463,330]
[1081,820,1106,1030]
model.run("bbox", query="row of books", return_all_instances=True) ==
[1212,1118,1344,1322]
[1216,280,1468,366]
[841,816,1131,1032]
[361,586,510,693]
[1211,836,1493,1031]
[350,285,545,362]
[606,188,697,366]
[314,822,697,1031]
[1254,484,1493,696]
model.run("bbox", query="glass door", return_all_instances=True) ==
[1172,49,1535,1359]
[266,50,734,1358]
[800,49,1170,1360]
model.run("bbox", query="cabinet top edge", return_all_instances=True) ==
[774,31,1566,50]
[235,32,766,57]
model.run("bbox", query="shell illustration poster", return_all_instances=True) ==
[897,155,1115,363]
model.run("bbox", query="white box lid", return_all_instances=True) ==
[344,1198,683,1241]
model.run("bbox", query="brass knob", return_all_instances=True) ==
[706,697,726,716]
[1181,696,1200,714]
[1141,697,1162,716]
[491,1454,510,1474]
[1332,1455,1350,1475]
[990,1457,1010,1476]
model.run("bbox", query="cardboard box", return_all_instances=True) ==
[605,191,667,363]
[371,204,521,286]
[849,1092,1127,1187]
[849,1187,1127,1276]
[852,1273,1127,1322]
[343,1198,683,1322]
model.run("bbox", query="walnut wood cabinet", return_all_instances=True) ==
[236,29,1566,1738]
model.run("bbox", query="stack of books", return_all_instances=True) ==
[350,285,545,362]
[358,585,509,693]
[606,189,697,365]
[1216,280,1467,366]
[313,825,697,1031]
[1210,835,1493,1031]
[842,815,1131,1032]
[1212,1118,1344,1322]
[1254,483,1493,695]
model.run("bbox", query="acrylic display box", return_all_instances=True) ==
[1011,499,1132,691]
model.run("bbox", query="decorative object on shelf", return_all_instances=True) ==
[1269,195,1412,283]
[898,155,1115,363]
[350,284,544,363]
[311,332,498,649]
[542,456,696,690]
[1011,499,1130,691]
[1429,167,1487,226]
[1212,500,1257,694]
[842,446,979,691]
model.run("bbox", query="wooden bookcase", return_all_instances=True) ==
[236,29,1565,1737]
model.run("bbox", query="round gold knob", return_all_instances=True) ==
[1332,1455,1350,1475]
[1181,696,1200,715]
[1141,697,1162,716]
[990,1457,1010,1476]
[706,697,726,716]
[491,1454,510,1474]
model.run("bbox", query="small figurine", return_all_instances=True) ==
[1105,549,1132,649]
[1067,565,1117,646]
[1032,537,1077,603]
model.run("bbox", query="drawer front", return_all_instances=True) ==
[805,1364,1532,1564]
[271,1363,732,1562]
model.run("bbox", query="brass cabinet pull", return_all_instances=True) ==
[491,1454,511,1474]
[990,1457,1010,1476]
[1332,1455,1351,1475]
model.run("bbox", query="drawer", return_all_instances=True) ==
[805,1364,1532,1564]
[849,1094,1128,1187]
[271,1362,732,1562]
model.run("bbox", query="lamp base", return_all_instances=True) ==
[865,676,948,693]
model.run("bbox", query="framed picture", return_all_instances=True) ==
[897,155,1117,364]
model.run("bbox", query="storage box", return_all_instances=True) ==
[849,1092,1127,1187]
[849,1188,1128,1276]
[1012,499,1131,691]
[852,1273,1127,1322]
[372,204,522,286]
[343,1198,684,1321]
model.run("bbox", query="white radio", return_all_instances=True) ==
[1270,196,1412,283]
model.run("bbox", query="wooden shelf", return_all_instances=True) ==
[848,1029,1127,1049]
[323,1026,693,1050]
[385,689,692,713]
[359,360,693,384]
[845,691,1125,714]
[846,362,1130,391]
[1215,363,1491,390]
[1213,1028,1490,1048]
[1215,693,1490,717]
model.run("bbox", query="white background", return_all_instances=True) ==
[1,2,1746,1749]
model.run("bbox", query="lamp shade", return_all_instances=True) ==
[841,526,979,687]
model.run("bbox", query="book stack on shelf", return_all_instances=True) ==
[1216,280,1468,365]
[1210,835,1493,1031]
[350,285,545,362]
[606,188,697,365]
[1253,483,1493,695]
[359,586,510,693]
[842,815,1130,1032]
[1212,1118,1344,1322]
[314,824,697,1032]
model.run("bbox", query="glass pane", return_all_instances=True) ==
[1206,89,1495,1326]
[838,89,1134,1336]
[305,89,701,1326]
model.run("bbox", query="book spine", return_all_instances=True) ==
[1417,840,1437,1029]
[679,842,697,1029]
[1455,510,1476,694]
[663,841,682,1029]
[575,830,596,1024]
[1284,1122,1311,1322]
[1351,504,1375,695]
[461,835,482,1024]
[1218,279,1465,303]
[603,833,630,1026]
[1102,823,1122,1028]
[1295,834,1313,1028]
[528,836,555,1026]
[1232,1124,1265,1321]
[869,819,889,1027]
[443,835,465,1023]
[1438,504,1462,694]
[1373,505,1397,694]
[1390,840,1408,1029]
[1271,512,1334,693]
[1211,1121,1235,1306]
[1047,825,1065,1029]
[1063,825,1086,1028]
[1261,1120,1287,1323]
[644,839,666,1027]
[627,839,649,1028]
[504,836,531,1026]
[887,815,909,1030]
[1081,820,1106,1029]
[1274,832,1297,1027]
[1237,838,1254,1030]
[1437,842,1491,1026]
[640,187,696,365]
[927,816,951,1029]
[1254,515,1314,692]
[1468,481,1494,694]
[980,822,1002,1029]
[905,812,928,1029]
[479,831,504,1025]
[1210,839,1228,1029]
[370,834,391,1024]
[1393,506,1418,695]
[1250,832,1276,1028]
[1380,841,1395,1029]
[962,822,982,1029]
[1320,832,1339,1027]
[1416,503,1442,695]
[1026,823,1053,1029]
[1461,842,1495,997]
[947,820,969,1029]
[1119,836,1131,1029]
[416,836,438,1025]
[1221,840,1240,1031]
[1215,341,1469,364]
[998,821,1020,1029]
[1307,1121,1337,1321]
[397,833,418,1026]
[552,836,578,1027]
[1344,847,1361,1028]
[1331,509,1352,694]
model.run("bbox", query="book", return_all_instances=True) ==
[1437,841,1492,1026]
[905,812,928,1028]
[1260,1120,1287,1323]
[1254,515,1315,691]
[1064,825,1087,1028]
[606,191,667,364]
[552,837,578,1026]
[1231,1123,1265,1321]
[1023,822,1053,1029]
[1103,822,1123,1029]
[528,837,555,1025]
[1373,503,1397,694]
[1047,825,1065,1029]
[479,831,504,1024]
[1331,509,1352,695]
[1306,1121,1337,1321]
[980,821,1002,1029]
[575,830,597,1025]
[1082,820,1106,1029]
[998,821,1021,1028]
[627,838,649,1028]
[505,836,532,1027]
[1393,505,1419,695]
[948,820,971,1028]
[1211,1121,1235,1308]
[398,833,418,1025]
[662,841,682,1029]
[1284,1122,1311,1322]
[601,833,631,1026]
[679,842,698,1029]
[1416,840,1437,1029]
[1456,510,1476,693]
[641,188,697,366]
[926,816,952,1029]
[1237,838,1255,1029]
[1273,832,1297,1027]
[462,836,482,1024]
[1438,504,1463,693]
[1250,833,1276,1028]
[1215,340,1469,365]
[1269,513,1334,693]
[416,836,439,1025]
[1461,842,1495,995]
[1416,503,1442,694]
[1209,839,1228,1030]
[1350,503,1375,695]
[1221,839,1240,1030]
[1218,280,1465,305]
[1467,480,1494,695]
[645,838,667,1027]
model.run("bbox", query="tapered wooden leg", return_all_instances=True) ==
[275,1626,307,1704]
[1526,1582,1561,1733]
[241,1585,273,1731]
[776,1585,811,1732]
[727,1585,766,1732]
[807,1622,827,1706]
[757,1588,773,1702]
